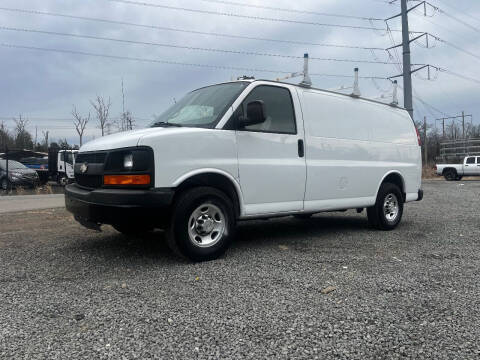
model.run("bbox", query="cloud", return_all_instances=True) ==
[0,0,479,145]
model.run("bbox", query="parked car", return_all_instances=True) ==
[0,159,40,190]
[65,79,423,261]
[435,156,480,180]
[20,156,49,184]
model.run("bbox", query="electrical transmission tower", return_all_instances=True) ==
[400,0,413,120]
[385,0,429,120]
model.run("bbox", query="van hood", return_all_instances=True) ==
[79,127,208,152]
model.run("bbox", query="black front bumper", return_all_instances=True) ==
[65,184,175,226]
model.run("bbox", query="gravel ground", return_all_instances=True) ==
[0,180,479,359]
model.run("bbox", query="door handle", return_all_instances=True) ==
[298,139,304,158]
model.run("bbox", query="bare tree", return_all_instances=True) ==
[72,106,90,146]
[114,79,135,132]
[90,96,112,136]
[0,120,14,150]
[124,111,135,130]
[116,110,135,132]
[34,126,38,151]
[13,115,33,149]
[42,130,49,149]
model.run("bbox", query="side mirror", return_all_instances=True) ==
[238,100,266,128]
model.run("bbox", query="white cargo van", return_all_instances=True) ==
[65,79,423,261]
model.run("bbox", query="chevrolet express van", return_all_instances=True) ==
[65,79,423,261]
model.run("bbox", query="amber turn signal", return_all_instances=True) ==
[103,174,151,185]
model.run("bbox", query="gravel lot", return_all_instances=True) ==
[1,180,479,359]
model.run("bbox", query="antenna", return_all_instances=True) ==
[390,80,399,106]
[351,68,361,97]
[299,53,312,87]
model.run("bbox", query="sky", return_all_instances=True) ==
[0,0,479,146]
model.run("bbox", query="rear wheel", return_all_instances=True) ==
[367,182,404,230]
[443,169,457,181]
[167,186,235,262]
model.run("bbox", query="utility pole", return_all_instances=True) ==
[436,113,473,139]
[34,126,37,151]
[424,116,428,165]
[401,0,414,120]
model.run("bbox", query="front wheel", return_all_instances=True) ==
[58,174,69,186]
[367,182,404,230]
[168,187,235,262]
[1,178,8,191]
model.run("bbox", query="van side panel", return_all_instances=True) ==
[299,90,421,211]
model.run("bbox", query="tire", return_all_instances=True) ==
[367,182,404,230]
[112,223,154,236]
[58,175,68,186]
[1,178,8,191]
[167,186,235,262]
[443,169,457,181]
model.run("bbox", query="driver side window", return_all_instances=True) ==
[241,85,297,134]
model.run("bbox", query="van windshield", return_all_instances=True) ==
[151,82,248,128]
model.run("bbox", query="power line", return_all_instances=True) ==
[196,0,384,21]
[398,84,449,117]
[436,38,480,63]
[0,43,390,80]
[404,13,480,62]
[0,26,398,65]
[433,0,480,25]
[439,68,480,86]
[106,0,400,31]
[407,1,480,34]
[437,8,480,34]
[0,7,384,51]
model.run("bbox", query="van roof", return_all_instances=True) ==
[216,79,407,112]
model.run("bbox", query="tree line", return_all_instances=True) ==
[1,95,135,152]
[416,119,480,165]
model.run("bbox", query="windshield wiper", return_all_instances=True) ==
[151,121,183,128]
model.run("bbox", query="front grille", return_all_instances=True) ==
[75,151,106,189]
[75,174,103,188]
[74,148,153,189]
[76,152,107,164]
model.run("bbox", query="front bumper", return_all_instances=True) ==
[65,184,175,226]
[10,177,39,188]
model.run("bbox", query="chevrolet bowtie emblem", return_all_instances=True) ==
[80,163,88,173]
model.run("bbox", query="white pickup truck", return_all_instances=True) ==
[436,156,480,181]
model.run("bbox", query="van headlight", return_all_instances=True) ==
[104,147,153,174]
[123,153,134,170]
